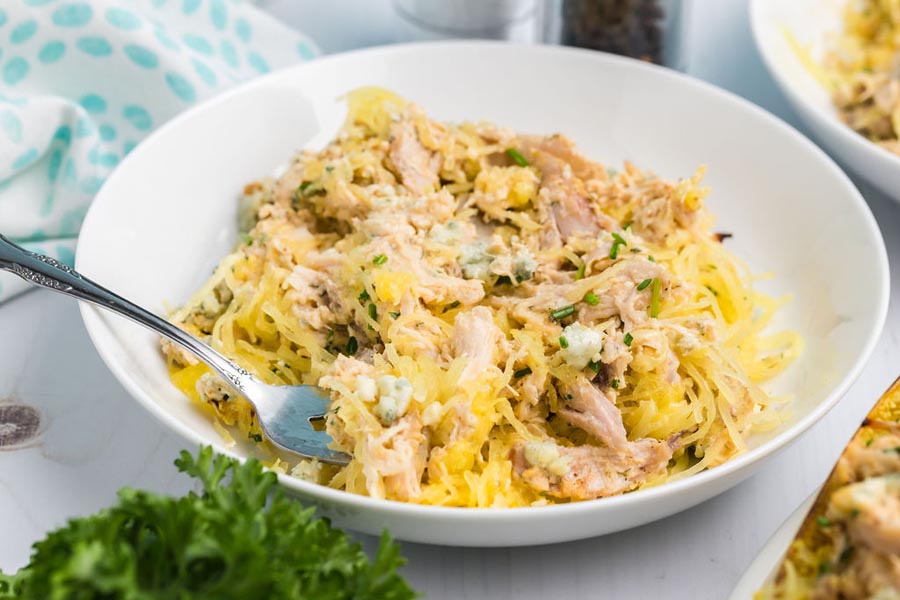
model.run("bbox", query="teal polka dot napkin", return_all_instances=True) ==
[0,0,318,302]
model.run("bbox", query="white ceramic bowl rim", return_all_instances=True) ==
[748,1,900,173]
[78,41,890,523]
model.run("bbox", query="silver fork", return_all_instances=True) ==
[0,234,350,465]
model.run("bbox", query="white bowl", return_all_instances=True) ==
[76,42,889,547]
[750,0,900,201]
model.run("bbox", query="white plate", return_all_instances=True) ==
[75,42,889,547]
[750,0,900,201]
[729,493,818,599]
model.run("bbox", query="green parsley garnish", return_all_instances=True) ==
[0,447,416,600]
[587,360,601,373]
[373,254,388,265]
[240,233,253,246]
[648,256,655,262]
[505,148,529,167]
[388,311,400,319]
[817,515,831,527]
[624,333,633,346]
[636,278,652,291]
[358,290,371,303]
[559,336,569,348]
[611,378,620,389]
[442,300,461,313]
[367,303,377,320]
[583,291,600,305]
[248,433,263,443]
[514,367,533,378]
[650,277,662,318]
[550,305,576,321]
[345,336,359,356]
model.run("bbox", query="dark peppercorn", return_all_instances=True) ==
[561,0,665,64]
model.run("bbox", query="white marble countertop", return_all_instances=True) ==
[1,1,898,598]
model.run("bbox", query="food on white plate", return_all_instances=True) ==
[756,377,900,600]
[816,0,900,155]
[162,87,802,507]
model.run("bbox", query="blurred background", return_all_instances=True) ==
[259,0,798,129]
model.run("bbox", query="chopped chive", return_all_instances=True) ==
[345,336,358,355]
[239,233,253,246]
[442,300,461,313]
[575,262,586,280]
[706,285,719,297]
[612,233,627,245]
[636,278,653,291]
[367,303,377,320]
[609,238,625,260]
[506,148,529,167]
[373,254,388,265]
[611,378,620,389]
[514,366,533,378]
[817,515,831,528]
[559,336,569,348]
[388,311,400,319]
[550,305,575,321]
[297,180,324,198]
[630,247,641,253]
[583,291,600,306]
[624,332,633,346]
[650,277,662,318]
[648,256,656,262]
[818,562,829,576]
[587,360,601,373]
[248,433,263,443]
[358,290,371,303]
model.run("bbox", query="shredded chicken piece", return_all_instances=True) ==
[453,306,507,382]
[389,111,440,196]
[511,438,671,500]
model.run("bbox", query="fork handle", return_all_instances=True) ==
[0,234,256,393]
